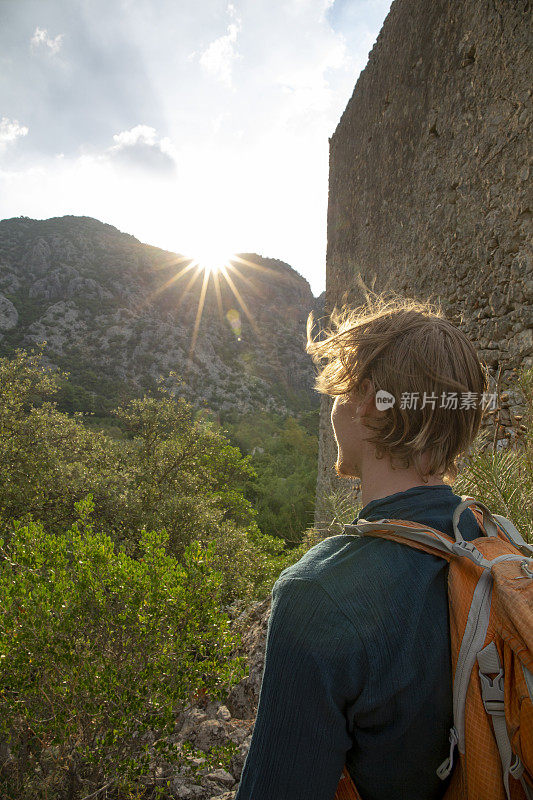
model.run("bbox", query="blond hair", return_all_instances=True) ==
[307,295,489,481]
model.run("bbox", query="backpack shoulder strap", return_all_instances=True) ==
[458,496,533,557]
[492,514,533,557]
[346,495,533,565]
[455,495,500,540]
[344,519,495,569]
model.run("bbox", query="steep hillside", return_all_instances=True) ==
[0,216,324,416]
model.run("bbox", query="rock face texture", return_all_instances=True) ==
[317,0,532,519]
[0,216,323,416]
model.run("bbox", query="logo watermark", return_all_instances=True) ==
[375,390,396,411]
[375,391,498,411]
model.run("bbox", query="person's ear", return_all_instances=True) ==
[357,379,376,417]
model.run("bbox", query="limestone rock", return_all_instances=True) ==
[208,793,236,800]
[133,598,271,799]
[226,597,271,719]
[203,769,235,787]
[0,294,18,330]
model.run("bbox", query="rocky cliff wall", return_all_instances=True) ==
[316,0,532,521]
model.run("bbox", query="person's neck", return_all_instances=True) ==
[360,459,449,508]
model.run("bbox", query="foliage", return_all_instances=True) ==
[0,349,286,603]
[225,411,319,545]
[0,496,246,800]
[0,347,122,537]
[110,393,257,548]
[452,367,532,540]
[314,485,362,538]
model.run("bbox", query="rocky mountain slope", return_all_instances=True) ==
[0,216,324,416]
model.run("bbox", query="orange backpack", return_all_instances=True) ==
[333,496,533,800]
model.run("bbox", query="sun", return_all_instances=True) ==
[190,246,235,275]
[148,247,283,361]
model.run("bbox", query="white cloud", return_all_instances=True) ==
[112,124,157,149]
[0,117,29,151]
[199,4,242,87]
[108,124,177,173]
[277,35,348,91]
[31,27,64,54]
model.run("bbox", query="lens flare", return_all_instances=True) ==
[226,308,242,341]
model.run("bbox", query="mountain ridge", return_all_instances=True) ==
[0,215,324,417]
[1,214,320,296]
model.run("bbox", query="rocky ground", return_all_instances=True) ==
[153,597,272,800]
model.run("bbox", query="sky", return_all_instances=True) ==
[0,0,393,295]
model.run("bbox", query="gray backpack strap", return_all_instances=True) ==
[456,495,499,540]
[457,497,533,557]
[345,520,494,569]
[476,641,531,800]
[492,514,533,557]
[436,570,494,782]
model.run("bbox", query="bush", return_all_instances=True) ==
[0,496,246,799]
[113,393,258,553]
[453,367,532,540]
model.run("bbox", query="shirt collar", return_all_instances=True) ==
[357,484,454,522]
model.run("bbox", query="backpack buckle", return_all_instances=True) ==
[451,540,488,567]
[510,755,525,780]
[479,669,505,714]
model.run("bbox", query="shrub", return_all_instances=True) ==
[0,496,246,799]
[452,367,532,540]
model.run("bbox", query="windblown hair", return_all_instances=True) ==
[307,294,490,481]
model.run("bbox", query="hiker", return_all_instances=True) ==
[235,296,493,800]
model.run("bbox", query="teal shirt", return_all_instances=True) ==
[235,484,480,800]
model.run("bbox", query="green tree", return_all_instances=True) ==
[0,349,287,602]
[226,412,319,544]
